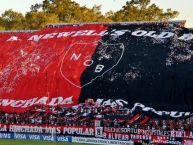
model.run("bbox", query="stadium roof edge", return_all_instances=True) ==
[0,20,187,33]
[46,20,186,27]
[0,30,37,33]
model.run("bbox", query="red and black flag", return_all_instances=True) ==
[0,21,192,118]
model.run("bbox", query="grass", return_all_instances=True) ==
[0,139,95,145]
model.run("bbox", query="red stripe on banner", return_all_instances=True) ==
[127,114,141,124]
[0,25,108,112]
[139,116,150,125]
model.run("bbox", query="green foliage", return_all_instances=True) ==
[0,0,179,30]
[0,9,25,30]
[35,0,108,23]
[0,17,5,30]
[0,26,5,31]
[106,0,179,21]
[25,12,59,29]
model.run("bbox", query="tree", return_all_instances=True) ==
[25,12,59,29]
[0,17,5,30]
[0,0,179,30]
[1,9,25,30]
[30,3,42,12]
[30,0,108,23]
[106,0,179,22]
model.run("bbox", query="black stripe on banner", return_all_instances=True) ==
[79,23,193,112]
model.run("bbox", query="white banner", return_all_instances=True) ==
[72,137,134,145]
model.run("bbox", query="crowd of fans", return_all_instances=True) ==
[0,99,192,132]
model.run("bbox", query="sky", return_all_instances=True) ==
[0,0,192,27]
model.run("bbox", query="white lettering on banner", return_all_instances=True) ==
[57,136,69,142]
[110,30,130,36]
[60,42,124,88]
[83,59,94,66]
[0,99,15,106]
[44,127,61,134]
[61,96,73,104]
[28,35,43,42]
[72,30,90,36]
[132,30,175,38]
[96,99,192,118]
[29,134,40,140]
[1,124,192,140]
[28,30,105,42]
[8,125,64,134]
[48,97,64,106]
[85,30,99,36]
[34,96,48,105]
[99,30,108,36]
[70,53,94,66]
[43,135,54,141]
[14,133,27,139]
[0,124,7,132]
[70,53,105,71]
[95,65,104,73]
[22,98,38,108]
[70,53,82,61]
[132,30,148,36]
[157,32,174,38]
[72,137,134,145]
[96,99,128,107]
[42,33,58,39]
[63,127,94,136]
[6,36,20,41]
[178,33,193,41]
[144,31,158,37]
[0,133,11,139]
[131,102,192,118]
[9,125,43,133]
[103,127,193,139]
[10,100,27,107]
[0,96,73,108]
[103,132,130,140]
[4,29,193,42]
[57,31,75,38]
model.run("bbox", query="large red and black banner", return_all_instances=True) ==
[0,25,108,112]
[0,22,193,114]
[0,21,193,144]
